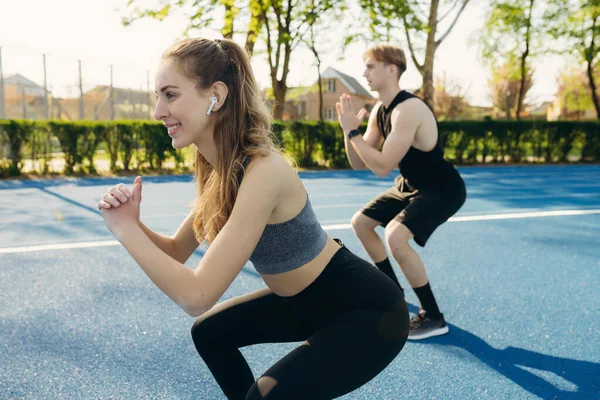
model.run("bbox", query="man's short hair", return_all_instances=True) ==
[364,44,407,79]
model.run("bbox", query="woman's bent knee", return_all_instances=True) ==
[190,315,222,353]
[245,376,278,400]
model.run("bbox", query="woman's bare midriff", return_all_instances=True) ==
[260,237,342,297]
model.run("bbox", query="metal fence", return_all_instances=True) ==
[0,45,156,121]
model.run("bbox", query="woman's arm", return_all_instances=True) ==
[102,156,284,317]
[98,177,199,264]
[139,212,199,264]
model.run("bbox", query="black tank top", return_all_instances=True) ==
[376,90,462,191]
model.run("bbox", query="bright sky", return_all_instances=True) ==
[1,0,567,107]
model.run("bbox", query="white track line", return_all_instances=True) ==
[1,209,599,255]
[0,240,121,254]
[323,209,600,230]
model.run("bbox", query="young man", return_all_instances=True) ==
[336,44,466,340]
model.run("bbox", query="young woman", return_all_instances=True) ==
[98,37,408,400]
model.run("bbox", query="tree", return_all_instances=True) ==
[123,0,340,119]
[479,0,542,120]
[434,73,471,120]
[258,0,338,119]
[301,0,344,121]
[546,0,600,118]
[555,67,599,118]
[488,60,533,118]
[122,0,263,56]
[357,0,472,111]
[305,23,324,121]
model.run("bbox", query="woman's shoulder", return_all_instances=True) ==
[246,151,296,176]
[240,151,297,190]
[237,151,299,209]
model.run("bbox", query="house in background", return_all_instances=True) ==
[547,97,597,121]
[282,67,376,121]
[525,101,553,120]
[55,85,154,121]
[1,74,155,120]
[2,74,48,119]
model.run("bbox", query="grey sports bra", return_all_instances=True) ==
[249,194,328,274]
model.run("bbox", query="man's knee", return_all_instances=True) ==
[384,221,413,255]
[351,211,378,234]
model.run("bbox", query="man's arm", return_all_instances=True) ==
[343,103,384,170]
[349,99,421,178]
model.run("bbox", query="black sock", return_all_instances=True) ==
[413,282,442,319]
[375,258,403,292]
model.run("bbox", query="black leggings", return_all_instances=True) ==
[191,244,409,400]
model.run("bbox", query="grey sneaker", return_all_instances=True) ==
[408,309,449,340]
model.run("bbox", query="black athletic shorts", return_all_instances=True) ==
[360,175,466,246]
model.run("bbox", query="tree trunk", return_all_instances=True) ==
[222,1,235,39]
[586,16,600,119]
[271,39,292,119]
[317,70,323,121]
[403,0,470,113]
[422,56,435,111]
[272,80,287,120]
[587,60,600,119]
[422,0,439,111]
[245,3,265,56]
[516,58,527,120]
[506,90,511,120]
[308,26,323,121]
[516,0,534,121]
[516,49,529,121]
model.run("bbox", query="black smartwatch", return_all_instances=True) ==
[347,129,361,139]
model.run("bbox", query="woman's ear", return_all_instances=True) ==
[211,81,229,113]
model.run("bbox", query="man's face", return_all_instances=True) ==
[363,57,395,92]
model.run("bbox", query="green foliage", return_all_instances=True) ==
[134,122,175,170]
[488,60,534,113]
[47,121,85,174]
[545,0,600,117]
[545,0,600,64]
[123,0,217,33]
[119,123,137,171]
[0,120,34,176]
[557,68,596,112]
[0,119,598,178]
[479,0,543,64]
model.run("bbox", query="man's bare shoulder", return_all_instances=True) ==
[392,97,431,119]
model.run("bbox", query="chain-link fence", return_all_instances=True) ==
[0,45,156,121]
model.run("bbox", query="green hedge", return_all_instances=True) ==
[0,119,598,177]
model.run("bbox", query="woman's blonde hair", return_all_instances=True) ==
[162,38,276,243]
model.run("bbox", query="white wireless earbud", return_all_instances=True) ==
[206,96,218,115]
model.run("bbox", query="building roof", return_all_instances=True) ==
[4,74,44,89]
[83,85,151,103]
[321,67,373,99]
[528,101,553,115]
[286,86,312,100]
